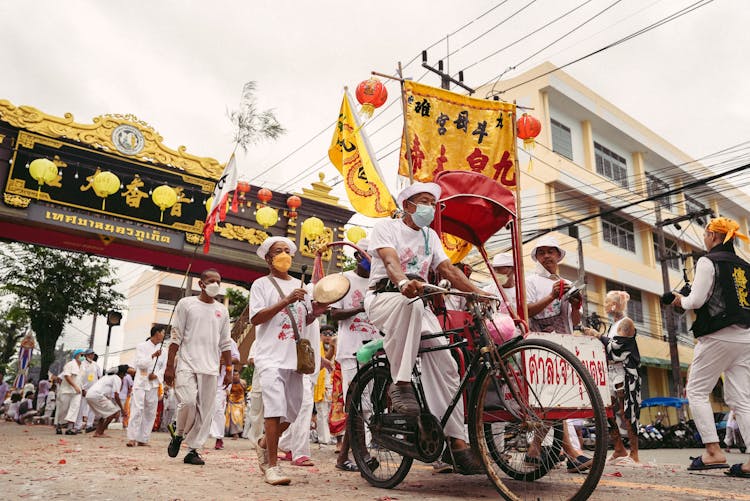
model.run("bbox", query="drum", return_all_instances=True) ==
[313,274,351,304]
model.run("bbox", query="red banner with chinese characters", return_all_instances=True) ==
[398,81,517,190]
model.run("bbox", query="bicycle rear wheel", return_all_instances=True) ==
[469,338,608,501]
[347,360,413,489]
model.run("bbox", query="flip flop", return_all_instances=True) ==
[613,456,640,467]
[292,456,314,467]
[687,456,729,471]
[335,460,359,472]
[725,464,750,478]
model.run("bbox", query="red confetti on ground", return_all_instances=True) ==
[58,459,66,465]
[0,469,9,474]
[604,471,623,477]
[57,439,69,445]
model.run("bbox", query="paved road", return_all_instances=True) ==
[0,422,748,500]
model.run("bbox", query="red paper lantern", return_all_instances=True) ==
[236,181,251,194]
[355,77,388,117]
[516,113,542,146]
[286,195,301,218]
[257,187,273,204]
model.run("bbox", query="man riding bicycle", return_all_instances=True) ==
[364,182,488,474]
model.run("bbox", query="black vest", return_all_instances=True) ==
[691,248,750,338]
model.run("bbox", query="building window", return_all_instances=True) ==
[646,172,672,210]
[157,285,183,306]
[551,118,573,160]
[652,233,680,271]
[605,280,644,325]
[594,142,628,188]
[602,213,635,252]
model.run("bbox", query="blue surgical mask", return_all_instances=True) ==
[411,203,435,228]
[358,258,371,272]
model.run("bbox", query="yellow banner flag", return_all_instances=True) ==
[398,81,517,189]
[328,92,397,218]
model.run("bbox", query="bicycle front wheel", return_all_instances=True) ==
[347,360,413,489]
[469,337,608,501]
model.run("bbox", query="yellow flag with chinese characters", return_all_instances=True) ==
[398,81,517,262]
[398,81,517,189]
[328,92,397,218]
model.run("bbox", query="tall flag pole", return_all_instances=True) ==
[202,153,239,253]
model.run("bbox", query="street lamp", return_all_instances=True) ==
[101,310,122,371]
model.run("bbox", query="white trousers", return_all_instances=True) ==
[244,368,264,445]
[686,335,750,444]
[315,400,331,444]
[279,376,314,461]
[55,393,81,425]
[365,292,468,442]
[210,387,227,439]
[175,370,218,450]
[75,398,94,429]
[127,387,159,443]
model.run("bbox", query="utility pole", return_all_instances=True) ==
[421,50,474,93]
[568,225,588,321]
[655,205,713,418]
[87,283,101,349]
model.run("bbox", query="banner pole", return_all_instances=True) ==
[511,102,529,324]
[397,62,414,185]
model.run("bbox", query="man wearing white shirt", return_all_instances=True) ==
[85,365,128,437]
[127,326,168,447]
[75,348,100,433]
[164,268,233,466]
[55,349,84,435]
[483,252,518,314]
[250,236,327,486]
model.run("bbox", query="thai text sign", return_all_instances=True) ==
[525,333,611,409]
[398,81,517,189]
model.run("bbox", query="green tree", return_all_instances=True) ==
[0,243,123,379]
[228,81,286,152]
[225,287,249,322]
[0,303,29,373]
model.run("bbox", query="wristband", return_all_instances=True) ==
[397,279,409,291]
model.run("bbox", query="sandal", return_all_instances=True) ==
[687,456,729,471]
[335,460,359,472]
[725,464,750,478]
[292,456,314,467]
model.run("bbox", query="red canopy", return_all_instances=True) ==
[432,171,516,247]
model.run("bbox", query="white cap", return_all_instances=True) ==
[257,236,297,259]
[356,238,369,253]
[396,182,442,208]
[492,252,514,268]
[530,235,566,262]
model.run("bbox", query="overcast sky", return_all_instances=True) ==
[3,1,749,353]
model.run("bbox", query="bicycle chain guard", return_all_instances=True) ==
[372,413,445,463]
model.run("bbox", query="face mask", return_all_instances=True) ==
[272,253,292,272]
[204,282,220,298]
[358,258,371,272]
[495,274,509,287]
[410,203,435,228]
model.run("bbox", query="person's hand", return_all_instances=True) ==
[222,369,232,386]
[151,349,162,359]
[81,389,86,397]
[75,386,82,395]
[311,301,328,316]
[284,288,308,305]
[321,357,334,372]
[582,327,598,338]
[548,280,569,301]
[148,373,158,381]
[400,279,423,299]
[164,366,175,387]
[672,293,684,308]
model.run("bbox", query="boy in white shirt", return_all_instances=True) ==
[249,236,326,486]
[55,349,84,435]
[127,326,168,447]
[85,365,128,437]
[164,268,233,466]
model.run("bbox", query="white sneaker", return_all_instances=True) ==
[264,465,291,485]
[256,440,269,473]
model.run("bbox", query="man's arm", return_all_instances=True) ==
[436,260,485,294]
[330,306,365,322]
[673,257,714,310]
[64,374,81,394]
[114,392,123,412]
[527,280,569,317]
[163,343,179,386]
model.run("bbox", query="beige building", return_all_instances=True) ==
[475,63,750,412]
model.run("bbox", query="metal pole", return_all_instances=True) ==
[87,284,101,349]
[102,324,113,372]
[655,204,684,419]
[576,236,589,322]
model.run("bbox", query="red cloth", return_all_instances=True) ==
[328,361,346,436]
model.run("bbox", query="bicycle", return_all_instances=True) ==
[346,286,608,500]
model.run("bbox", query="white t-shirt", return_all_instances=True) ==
[483,283,518,316]
[331,270,380,361]
[368,218,449,286]
[79,359,99,390]
[526,264,574,334]
[249,275,311,372]
[86,374,122,399]
[119,374,132,400]
[171,295,232,375]
[59,360,81,395]
[133,339,168,390]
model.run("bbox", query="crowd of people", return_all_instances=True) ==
[2,184,749,485]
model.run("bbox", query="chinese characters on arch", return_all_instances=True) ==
[398,81,517,190]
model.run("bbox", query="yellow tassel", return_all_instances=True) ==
[523,138,536,172]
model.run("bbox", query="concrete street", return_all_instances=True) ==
[1,421,748,500]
